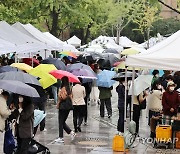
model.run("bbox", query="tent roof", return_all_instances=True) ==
[43,32,64,45]
[12,22,62,50]
[67,35,81,46]
[126,30,180,71]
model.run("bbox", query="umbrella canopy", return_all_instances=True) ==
[50,70,80,83]
[98,53,120,69]
[0,66,23,73]
[96,70,116,88]
[115,61,140,71]
[23,58,40,67]
[28,64,57,89]
[41,58,66,70]
[70,69,97,79]
[60,51,77,59]
[103,48,119,54]
[112,71,138,81]
[34,109,46,127]
[10,63,33,72]
[77,52,103,62]
[0,72,41,86]
[66,63,94,73]
[0,80,39,97]
[129,75,153,96]
[121,48,139,55]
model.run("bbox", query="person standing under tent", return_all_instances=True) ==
[162,81,180,119]
[151,70,159,86]
[72,78,86,132]
[133,90,148,134]
[55,76,76,143]
[147,80,163,126]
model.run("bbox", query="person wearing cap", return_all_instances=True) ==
[162,81,180,117]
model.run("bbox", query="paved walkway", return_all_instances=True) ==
[1,87,180,153]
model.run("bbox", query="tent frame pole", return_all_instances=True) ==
[124,67,128,126]
[131,67,135,120]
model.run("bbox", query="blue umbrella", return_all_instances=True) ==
[96,70,116,88]
[34,109,46,127]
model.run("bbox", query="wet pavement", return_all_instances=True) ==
[1,87,180,153]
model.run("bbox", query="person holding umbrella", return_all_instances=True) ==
[15,95,34,154]
[72,77,86,132]
[55,76,76,143]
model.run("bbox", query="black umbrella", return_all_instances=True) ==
[98,53,120,69]
[0,72,41,86]
[41,58,66,70]
[103,48,119,54]
[112,71,138,81]
[77,52,103,63]
[0,66,23,73]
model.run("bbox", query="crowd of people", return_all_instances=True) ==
[0,52,180,153]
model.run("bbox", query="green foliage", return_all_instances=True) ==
[151,18,180,36]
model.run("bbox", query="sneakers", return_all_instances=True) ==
[70,131,76,140]
[77,127,81,132]
[118,132,124,136]
[84,122,87,126]
[55,137,64,143]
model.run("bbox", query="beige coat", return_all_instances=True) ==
[147,90,163,111]
[72,84,86,105]
[0,94,11,132]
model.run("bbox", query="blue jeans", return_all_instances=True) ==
[52,86,58,104]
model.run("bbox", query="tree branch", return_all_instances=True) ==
[158,0,180,14]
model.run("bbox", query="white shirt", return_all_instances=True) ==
[72,84,86,105]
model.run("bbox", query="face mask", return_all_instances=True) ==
[19,96,24,103]
[169,87,175,91]
[157,85,162,89]
[155,74,159,78]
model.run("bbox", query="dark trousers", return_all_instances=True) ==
[117,108,124,133]
[73,106,84,129]
[133,104,141,133]
[84,96,88,123]
[148,110,160,125]
[100,98,112,117]
[16,126,31,154]
[58,110,71,138]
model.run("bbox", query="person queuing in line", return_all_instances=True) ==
[161,74,174,90]
[151,70,159,86]
[82,81,92,125]
[0,91,11,133]
[147,80,163,126]
[116,78,127,135]
[72,77,86,132]
[15,95,34,154]
[133,90,148,134]
[98,86,113,118]
[162,81,180,118]
[55,76,76,144]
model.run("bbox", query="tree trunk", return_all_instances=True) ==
[147,28,150,49]
[84,23,92,44]
[49,7,59,37]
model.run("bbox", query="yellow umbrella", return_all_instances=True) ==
[121,48,139,55]
[115,61,140,71]
[10,63,33,72]
[28,64,57,89]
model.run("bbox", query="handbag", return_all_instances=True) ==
[3,124,15,154]
[137,94,146,110]
[59,96,73,110]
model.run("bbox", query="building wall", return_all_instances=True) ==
[160,0,180,18]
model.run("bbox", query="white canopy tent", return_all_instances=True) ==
[67,35,81,47]
[0,21,48,54]
[12,22,62,50]
[126,30,180,71]
[43,32,78,52]
[0,38,17,55]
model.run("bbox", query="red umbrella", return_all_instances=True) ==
[49,70,80,83]
[113,61,121,67]
[23,58,40,67]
